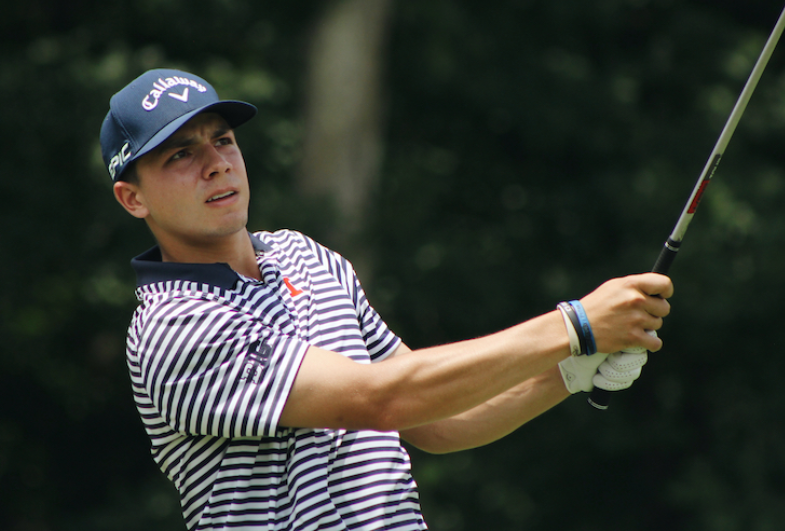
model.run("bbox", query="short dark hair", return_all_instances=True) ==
[118,161,139,185]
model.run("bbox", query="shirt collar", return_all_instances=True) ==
[131,232,272,289]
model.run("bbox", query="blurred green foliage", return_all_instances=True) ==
[3,1,785,530]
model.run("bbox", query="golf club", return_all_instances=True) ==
[589,5,785,410]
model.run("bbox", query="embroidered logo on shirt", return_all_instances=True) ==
[239,341,272,385]
[283,277,303,297]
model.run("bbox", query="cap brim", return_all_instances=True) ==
[131,100,257,164]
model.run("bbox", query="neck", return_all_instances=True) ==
[156,229,262,281]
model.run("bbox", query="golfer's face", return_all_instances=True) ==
[133,112,251,247]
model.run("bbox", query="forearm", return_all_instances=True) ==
[281,310,570,431]
[280,273,673,432]
[375,310,569,430]
[399,366,569,454]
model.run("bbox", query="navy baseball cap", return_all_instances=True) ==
[100,68,257,181]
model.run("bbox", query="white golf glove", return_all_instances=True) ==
[558,351,609,394]
[559,331,655,394]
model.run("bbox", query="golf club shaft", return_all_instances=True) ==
[588,5,785,411]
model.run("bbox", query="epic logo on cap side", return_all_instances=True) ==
[141,76,208,111]
[108,142,132,179]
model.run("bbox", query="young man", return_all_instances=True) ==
[102,69,673,531]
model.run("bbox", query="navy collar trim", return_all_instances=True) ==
[132,232,272,289]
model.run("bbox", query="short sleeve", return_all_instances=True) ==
[351,273,401,361]
[132,296,308,438]
[284,230,401,361]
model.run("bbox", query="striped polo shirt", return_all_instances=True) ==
[126,229,427,530]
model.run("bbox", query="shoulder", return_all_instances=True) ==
[132,281,246,329]
[253,229,323,252]
[253,229,349,268]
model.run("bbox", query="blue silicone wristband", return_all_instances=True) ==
[568,300,597,356]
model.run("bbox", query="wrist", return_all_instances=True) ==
[557,303,582,357]
[567,300,597,355]
[556,300,597,356]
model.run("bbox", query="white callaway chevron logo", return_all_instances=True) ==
[142,76,206,111]
[168,88,189,102]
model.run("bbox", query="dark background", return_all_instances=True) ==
[3,1,785,529]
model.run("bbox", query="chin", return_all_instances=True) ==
[213,212,248,233]
[203,224,244,239]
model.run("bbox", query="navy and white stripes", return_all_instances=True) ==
[126,230,426,530]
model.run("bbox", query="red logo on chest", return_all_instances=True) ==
[283,277,304,297]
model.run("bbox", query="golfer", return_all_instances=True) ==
[101,68,673,531]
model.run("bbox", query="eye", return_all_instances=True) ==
[216,136,234,147]
[169,149,189,162]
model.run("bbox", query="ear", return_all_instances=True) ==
[113,181,149,219]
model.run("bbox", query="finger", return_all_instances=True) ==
[633,329,660,353]
[643,293,671,318]
[634,272,674,300]
[593,372,634,391]
[639,316,664,335]
[598,364,642,383]
[605,351,648,372]
[620,345,647,354]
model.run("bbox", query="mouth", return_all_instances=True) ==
[206,190,237,203]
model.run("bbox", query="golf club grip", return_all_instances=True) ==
[652,240,679,276]
[588,242,679,410]
[588,387,611,410]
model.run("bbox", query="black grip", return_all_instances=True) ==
[588,387,611,410]
[589,238,679,410]
[652,240,680,275]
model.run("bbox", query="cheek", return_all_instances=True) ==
[233,154,248,175]
[231,156,250,189]
[144,182,191,217]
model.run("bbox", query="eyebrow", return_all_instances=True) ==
[158,124,232,153]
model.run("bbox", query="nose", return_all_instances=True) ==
[202,144,233,179]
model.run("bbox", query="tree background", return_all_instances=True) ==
[3,1,785,529]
